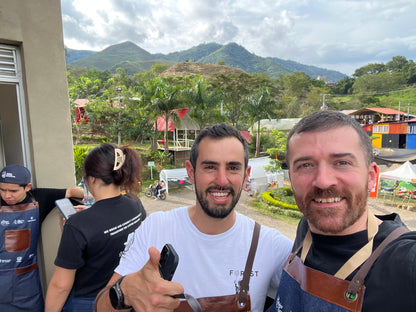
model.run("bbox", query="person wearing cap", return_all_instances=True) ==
[0,164,84,312]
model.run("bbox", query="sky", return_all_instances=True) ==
[60,0,416,76]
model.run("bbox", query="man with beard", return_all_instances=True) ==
[267,111,416,312]
[94,123,292,312]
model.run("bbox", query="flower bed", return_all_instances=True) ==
[261,187,303,219]
[262,187,299,210]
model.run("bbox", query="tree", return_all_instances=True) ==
[266,129,287,160]
[352,71,405,94]
[331,76,355,95]
[243,87,277,157]
[279,72,311,98]
[84,99,120,140]
[150,79,182,154]
[183,76,224,128]
[353,63,386,78]
[386,56,408,72]
[132,64,169,86]
[402,60,416,84]
[208,73,252,128]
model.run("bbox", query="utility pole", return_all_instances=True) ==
[408,103,410,120]
[117,87,122,146]
[320,94,328,111]
[397,101,401,121]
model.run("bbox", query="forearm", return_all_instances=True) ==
[94,273,122,311]
[95,286,118,312]
[45,267,76,312]
[45,283,72,312]
[65,187,84,199]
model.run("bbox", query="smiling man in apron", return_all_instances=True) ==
[268,111,416,312]
[94,123,293,312]
[0,165,83,311]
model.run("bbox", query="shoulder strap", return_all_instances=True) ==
[238,222,261,307]
[345,226,410,300]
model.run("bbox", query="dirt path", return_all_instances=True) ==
[140,188,416,242]
[142,188,296,241]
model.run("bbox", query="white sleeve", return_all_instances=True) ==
[115,215,153,276]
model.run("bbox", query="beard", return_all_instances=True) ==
[295,185,368,234]
[195,184,242,219]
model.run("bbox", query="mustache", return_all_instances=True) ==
[306,187,342,199]
[207,186,235,195]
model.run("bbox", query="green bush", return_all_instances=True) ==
[262,188,298,210]
[73,145,93,184]
[142,167,160,181]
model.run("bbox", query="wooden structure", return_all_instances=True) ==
[154,108,200,166]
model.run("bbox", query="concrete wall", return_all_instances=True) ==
[0,0,77,290]
[0,0,76,188]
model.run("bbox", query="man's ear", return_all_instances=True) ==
[242,166,251,188]
[368,162,379,191]
[185,161,195,184]
[24,183,32,192]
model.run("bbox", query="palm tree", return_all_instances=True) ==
[184,76,224,128]
[151,79,181,154]
[243,87,278,157]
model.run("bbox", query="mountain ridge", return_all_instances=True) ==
[66,41,346,81]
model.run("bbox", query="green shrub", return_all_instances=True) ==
[73,145,93,184]
[262,188,298,210]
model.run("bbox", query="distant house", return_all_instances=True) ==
[153,108,200,166]
[349,107,409,125]
[407,118,416,149]
[348,107,416,150]
[73,99,90,123]
[240,131,252,144]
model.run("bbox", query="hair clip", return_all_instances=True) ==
[113,148,126,171]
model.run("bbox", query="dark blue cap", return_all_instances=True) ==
[0,165,31,185]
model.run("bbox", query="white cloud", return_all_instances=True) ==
[61,0,416,75]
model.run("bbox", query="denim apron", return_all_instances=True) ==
[268,213,382,312]
[0,199,44,311]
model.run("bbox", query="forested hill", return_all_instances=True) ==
[66,41,346,81]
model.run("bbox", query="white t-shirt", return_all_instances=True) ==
[116,207,293,312]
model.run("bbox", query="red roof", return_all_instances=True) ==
[73,99,89,107]
[240,131,252,143]
[154,108,189,131]
[352,107,407,115]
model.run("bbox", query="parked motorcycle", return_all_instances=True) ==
[144,184,167,200]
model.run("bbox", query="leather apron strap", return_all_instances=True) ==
[301,212,379,279]
[175,222,261,312]
[345,226,410,301]
[238,221,261,308]
[276,225,409,311]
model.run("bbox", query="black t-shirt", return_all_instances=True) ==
[55,194,146,297]
[0,188,67,223]
[293,213,416,312]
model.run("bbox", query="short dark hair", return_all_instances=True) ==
[286,111,373,167]
[189,123,248,169]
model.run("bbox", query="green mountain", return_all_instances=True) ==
[267,57,345,82]
[65,48,95,63]
[153,42,223,62]
[69,41,155,71]
[66,41,346,81]
[198,42,292,77]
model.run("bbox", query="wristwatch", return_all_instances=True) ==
[109,276,132,310]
